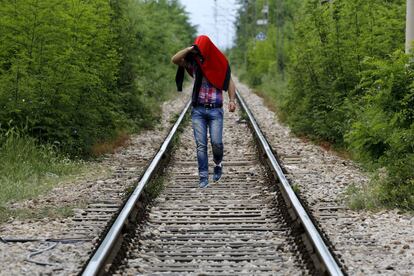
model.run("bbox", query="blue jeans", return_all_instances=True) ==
[191,106,224,179]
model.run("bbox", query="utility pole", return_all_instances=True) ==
[406,0,414,53]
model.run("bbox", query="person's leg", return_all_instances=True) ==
[208,108,224,182]
[208,108,224,165]
[191,107,209,182]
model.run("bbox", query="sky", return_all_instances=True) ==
[179,0,239,50]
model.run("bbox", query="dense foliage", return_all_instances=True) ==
[233,0,413,209]
[0,0,195,156]
[0,127,83,210]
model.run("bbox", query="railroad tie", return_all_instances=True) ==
[115,105,309,275]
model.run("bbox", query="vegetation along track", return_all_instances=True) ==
[81,92,343,275]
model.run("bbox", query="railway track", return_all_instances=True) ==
[81,92,344,275]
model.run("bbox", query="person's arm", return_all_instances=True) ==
[228,77,236,112]
[171,46,194,67]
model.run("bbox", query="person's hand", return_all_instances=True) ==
[228,101,236,112]
[187,46,196,53]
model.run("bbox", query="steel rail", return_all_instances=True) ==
[236,90,343,276]
[82,100,191,276]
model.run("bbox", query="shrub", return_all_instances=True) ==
[346,51,414,209]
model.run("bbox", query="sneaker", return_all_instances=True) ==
[199,177,209,188]
[213,164,223,182]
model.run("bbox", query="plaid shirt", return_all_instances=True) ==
[188,63,223,106]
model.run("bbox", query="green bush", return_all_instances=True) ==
[0,0,195,156]
[285,0,405,145]
[0,0,195,210]
[0,0,119,155]
[346,52,414,209]
[233,0,412,209]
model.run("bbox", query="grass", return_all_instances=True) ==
[169,112,181,125]
[239,110,249,122]
[0,204,82,223]
[91,131,130,157]
[245,73,290,123]
[0,129,87,221]
[291,183,301,194]
[144,176,165,200]
[345,182,382,211]
[345,171,414,211]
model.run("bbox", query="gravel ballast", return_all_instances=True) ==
[0,89,190,275]
[1,79,413,275]
[236,80,414,275]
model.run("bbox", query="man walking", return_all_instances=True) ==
[172,35,236,188]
